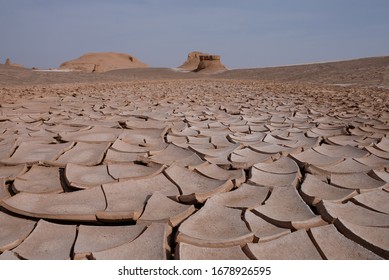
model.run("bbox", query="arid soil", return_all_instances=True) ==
[0,57,388,260]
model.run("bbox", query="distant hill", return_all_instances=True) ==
[215,56,389,87]
[59,52,148,72]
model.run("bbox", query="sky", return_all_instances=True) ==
[0,0,388,69]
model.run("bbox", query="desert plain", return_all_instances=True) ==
[0,53,388,260]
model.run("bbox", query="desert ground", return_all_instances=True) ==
[0,56,388,260]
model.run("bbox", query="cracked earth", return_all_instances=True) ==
[0,80,388,259]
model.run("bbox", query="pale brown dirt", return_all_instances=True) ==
[0,56,388,260]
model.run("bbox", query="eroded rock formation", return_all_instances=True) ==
[195,55,227,73]
[178,51,207,71]
[59,52,148,73]
[179,52,227,73]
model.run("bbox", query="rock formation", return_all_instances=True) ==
[178,52,227,73]
[178,51,207,71]
[178,51,227,73]
[195,55,227,73]
[4,58,24,68]
[59,52,148,73]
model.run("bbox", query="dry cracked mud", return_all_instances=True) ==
[0,79,388,260]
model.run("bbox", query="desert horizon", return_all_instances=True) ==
[3,51,389,71]
[2,53,389,87]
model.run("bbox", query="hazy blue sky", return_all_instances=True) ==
[1,0,388,69]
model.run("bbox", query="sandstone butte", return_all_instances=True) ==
[178,51,227,73]
[178,51,207,70]
[59,52,148,73]
[4,58,24,68]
